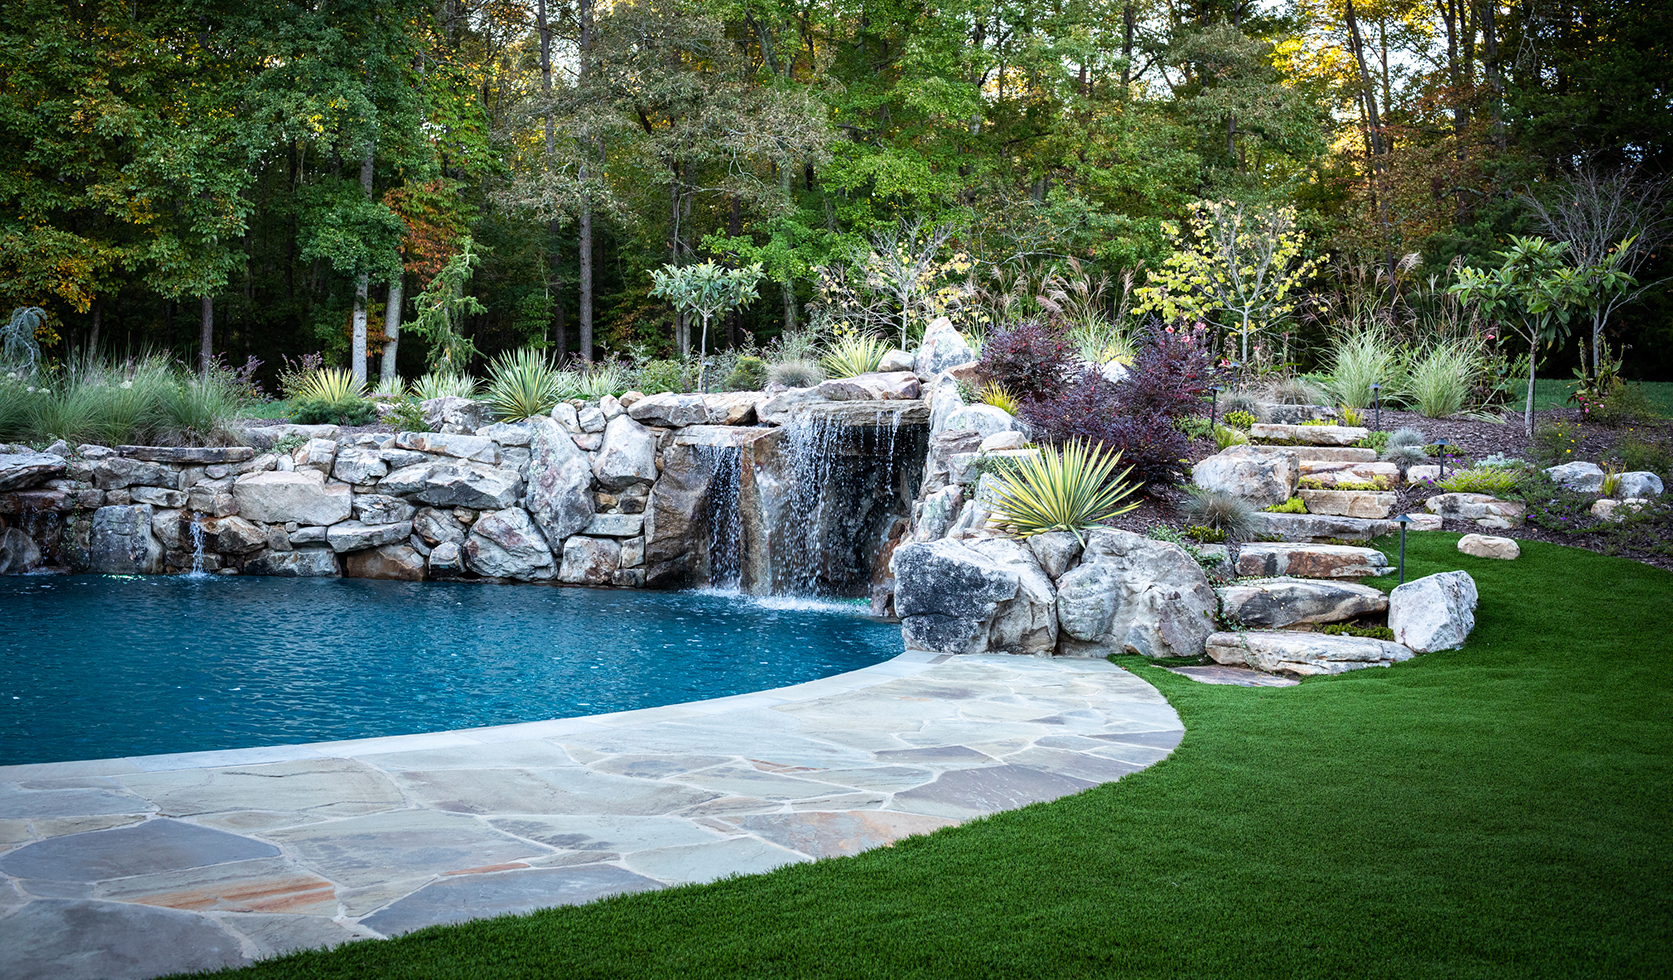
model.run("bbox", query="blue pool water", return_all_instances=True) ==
[0,575,903,766]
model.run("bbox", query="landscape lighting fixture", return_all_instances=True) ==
[1370,384,1381,431]
[1393,513,1413,584]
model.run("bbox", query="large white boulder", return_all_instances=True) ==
[1216,577,1389,628]
[558,535,621,585]
[1618,471,1664,498]
[1207,630,1415,676]
[915,317,978,376]
[523,417,596,545]
[593,415,659,490]
[1192,444,1298,509]
[464,507,555,580]
[1054,528,1217,659]
[232,471,353,525]
[942,404,1018,441]
[892,538,1048,655]
[379,462,522,510]
[1543,460,1604,490]
[1389,570,1477,652]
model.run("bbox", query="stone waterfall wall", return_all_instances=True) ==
[0,376,927,597]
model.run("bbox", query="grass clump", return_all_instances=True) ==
[988,438,1140,543]
[1379,426,1428,470]
[978,383,1019,415]
[1212,424,1249,450]
[0,353,252,446]
[1179,487,1259,540]
[411,372,480,401]
[1406,340,1477,417]
[1326,326,1405,409]
[1436,466,1523,495]
[767,358,825,389]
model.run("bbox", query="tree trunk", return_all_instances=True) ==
[578,0,595,362]
[1121,4,1134,91]
[199,294,213,376]
[726,194,741,348]
[381,278,403,385]
[88,299,101,356]
[352,143,375,385]
[1479,0,1502,145]
[537,0,568,362]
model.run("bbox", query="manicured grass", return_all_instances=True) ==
[1518,377,1673,414]
[191,535,1673,979]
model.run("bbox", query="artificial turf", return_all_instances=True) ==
[188,534,1673,979]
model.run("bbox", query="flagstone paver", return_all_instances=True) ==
[0,652,1182,980]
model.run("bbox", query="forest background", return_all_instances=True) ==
[3,0,1669,387]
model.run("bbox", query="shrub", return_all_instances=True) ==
[1407,341,1476,417]
[384,400,427,433]
[767,359,824,389]
[1021,369,1193,491]
[1381,426,1429,470]
[1338,404,1365,427]
[276,352,325,400]
[1532,419,1585,467]
[1185,525,1226,543]
[725,356,767,391]
[1436,467,1522,495]
[635,358,693,394]
[977,318,1074,400]
[1511,472,1599,534]
[1326,326,1406,409]
[152,371,251,446]
[1213,425,1248,450]
[1611,431,1673,475]
[1267,376,1326,406]
[979,383,1019,415]
[289,397,377,426]
[1591,381,1660,427]
[1115,320,1219,420]
[1223,409,1256,430]
[1175,415,1214,440]
[411,372,479,401]
[821,332,889,379]
[579,362,629,399]
[1321,623,1396,641]
[1180,488,1259,540]
[987,439,1141,543]
[1359,430,1391,452]
[486,348,566,421]
[1218,390,1261,419]
[1266,496,1307,513]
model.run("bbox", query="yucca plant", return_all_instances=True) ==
[820,331,888,379]
[988,439,1141,544]
[485,348,565,421]
[295,367,364,403]
[411,372,480,401]
[578,361,629,399]
[979,383,1020,415]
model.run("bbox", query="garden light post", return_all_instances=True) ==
[1436,441,1450,479]
[1209,386,1220,427]
[1371,384,1381,431]
[1394,513,1412,584]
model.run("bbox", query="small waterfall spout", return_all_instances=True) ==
[695,445,743,590]
[187,516,209,578]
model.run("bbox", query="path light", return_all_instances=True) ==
[1371,384,1382,431]
[1209,385,1220,427]
[1394,513,1412,584]
[1435,440,1450,479]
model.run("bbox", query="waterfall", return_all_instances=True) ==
[782,413,847,596]
[695,445,742,590]
[187,516,208,578]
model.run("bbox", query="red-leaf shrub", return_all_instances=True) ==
[1021,368,1193,491]
[1115,320,1219,420]
[977,318,1075,401]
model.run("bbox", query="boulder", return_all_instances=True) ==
[1235,542,1390,578]
[522,416,596,544]
[198,516,268,555]
[920,429,983,492]
[289,526,328,545]
[426,540,464,574]
[293,438,337,474]
[593,414,659,490]
[327,520,413,553]
[1247,444,1378,464]
[1590,497,1648,521]
[559,535,621,585]
[641,443,723,587]
[332,447,388,484]
[88,504,164,574]
[1099,360,1130,384]
[926,371,968,439]
[979,430,1027,452]
[1619,472,1664,498]
[915,317,978,376]
[584,513,645,537]
[1457,533,1520,559]
[1216,577,1389,628]
[129,486,187,509]
[620,536,645,568]
[393,430,501,465]
[628,392,709,427]
[0,527,42,574]
[1249,422,1368,446]
[550,402,580,431]
[420,396,491,435]
[90,457,172,490]
[238,424,340,450]
[879,348,916,372]
[344,543,426,581]
[1297,488,1396,519]
[812,371,922,401]
[378,448,428,469]
[413,507,467,546]
[1026,531,1083,580]
[912,485,965,543]
[379,462,522,510]
[232,471,353,525]
[1402,512,1443,531]
[245,547,340,577]
[1543,461,1604,490]
[703,392,757,426]
[576,403,607,432]
[186,486,237,518]
[0,487,71,514]
[892,539,1031,655]
[464,507,555,580]
[114,446,254,464]
[353,493,415,525]
[1389,570,1477,652]
[475,420,534,446]
[1298,460,1402,488]
[1424,493,1526,528]
[942,404,1018,441]
[966,538,1058,654]
[950,448,1039,486]
[1192,445,1298,509]
[1055,528,1218,659]
[1206,630,1415,676]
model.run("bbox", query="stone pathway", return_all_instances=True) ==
[0,653,1182,980]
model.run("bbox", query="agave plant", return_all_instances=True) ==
[485,348,565,421]
[988,439,1141,544]
[820,331,888,379]
[294,367,364,403]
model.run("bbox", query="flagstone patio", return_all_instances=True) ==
[0,652,1183,980]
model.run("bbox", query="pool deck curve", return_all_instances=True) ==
[0,651,1183,980]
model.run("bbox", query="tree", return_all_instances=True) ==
[1135,200,1323,369]
[649,260,763,389]
[1449,236,1585,436]
[406,237,487,373]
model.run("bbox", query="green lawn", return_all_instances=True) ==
[1516,377,1673,414]
[191,535,1673,979]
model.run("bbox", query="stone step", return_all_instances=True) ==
[1423,492,1525,529]
[1250,422,1369,447]
[1216,577,1389,628]
[1206,630,1414,676]
[1248,444,1379,464]
[1297,488,1397,519]
[1235,542,1391,579]
[1248,512,1394,542]
[1298,460,1401,488]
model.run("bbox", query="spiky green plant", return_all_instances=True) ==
[979,383,1020,415]
[820,332,888,379]
[579,361,629,399]
[295,367,364,403]
[988,439,1141,543]
[1180,487,1260,540]
[1381,426,1430,470]
[1213,424,1249,449]
[411,372,479,400]
[485,348,565,421]
[1327,326,1407,409]
[1407,341,1478,417]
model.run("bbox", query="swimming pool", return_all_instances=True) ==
[0,576,903,766]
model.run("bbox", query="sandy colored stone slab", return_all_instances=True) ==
[1164,664,1301,687]
[1250,423,1368,446]
[1298,488,1397,519]
[96,856,336,915]
[1235,542,1391,579]
[1248,444,1378,463]
[118,759,403,818]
